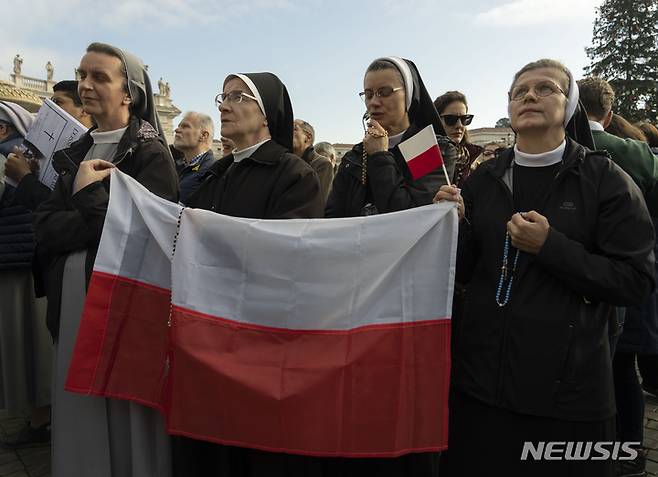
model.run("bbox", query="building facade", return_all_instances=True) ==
[1,56,181,144]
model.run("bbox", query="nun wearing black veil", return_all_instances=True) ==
[185,72,323,218]
[435,59,655,476]
[34,42,178,476]
[325,56,457,218]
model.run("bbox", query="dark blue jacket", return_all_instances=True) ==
[0,134,34,270]
[176,149,215,205]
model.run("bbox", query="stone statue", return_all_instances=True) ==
[158,77,166,96]
[46,61,54,81]
[165,82,171,98]
[13,54,23,75]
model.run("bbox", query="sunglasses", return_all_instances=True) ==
[440,114,474,127]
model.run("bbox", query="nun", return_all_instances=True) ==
[34,42,178,477]
[435,59,655,476]
[172,73,324,476]
[325,56,456,218]
[185,72,323,218]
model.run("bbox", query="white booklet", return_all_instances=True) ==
[24,98,88,190]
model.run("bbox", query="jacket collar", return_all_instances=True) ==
[301,146,314,163]
[206,139,286,178]
[52,116,157,174]
[485,137,586,178]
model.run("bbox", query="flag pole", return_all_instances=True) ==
[441,163,452,186]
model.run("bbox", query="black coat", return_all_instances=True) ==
[187,140,323,219]
[325,133,456,218]
[34,116,179,338]
[453,138,655,421]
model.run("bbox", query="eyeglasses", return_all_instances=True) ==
[509,80,566,102]
[441,114,474,127]
[214,90,258,108]
[359,86,404,102]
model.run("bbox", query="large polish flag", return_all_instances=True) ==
[398,124,444,181]
[66,170,458,458]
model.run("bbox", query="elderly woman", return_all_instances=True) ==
[34,42,178,476]
[436,59,655,476]
[434,91,482,187]
[173,72,324,476]
[325,56,455,218]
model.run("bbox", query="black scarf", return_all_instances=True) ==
[376,57,447,141]
[565,100,594,149]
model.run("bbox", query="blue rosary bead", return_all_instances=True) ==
[495,232,520,307]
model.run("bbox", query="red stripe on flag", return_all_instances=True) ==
[407,144,443,181]
[167,305,451,457]
[65,272,171,410]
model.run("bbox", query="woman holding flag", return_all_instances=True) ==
[435,59,655,476]
[325,56,456,218]
[34,43,178,477]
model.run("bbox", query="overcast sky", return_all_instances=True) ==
[3,0,603,143]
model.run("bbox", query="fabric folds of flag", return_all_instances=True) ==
[398,124,444,181]
[66,170,458,457]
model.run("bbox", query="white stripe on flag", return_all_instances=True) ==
[173,202,457,330]
[398,124,438,163]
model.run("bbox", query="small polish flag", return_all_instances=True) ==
[398,125,444,181]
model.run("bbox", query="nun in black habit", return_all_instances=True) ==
[325,56,457,218]
[34,42,178,477]
[435,59,655,477]
[186,73,323,218]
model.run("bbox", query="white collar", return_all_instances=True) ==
[588,120,605,132]
[233,139,270,163]
[90,127,128,145]
[388,130,406,149]
[513,140,566,167]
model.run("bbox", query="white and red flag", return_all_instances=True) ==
[66,170,458,457]
[398,124,445,181]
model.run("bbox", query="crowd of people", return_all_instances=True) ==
[0,42,657,477]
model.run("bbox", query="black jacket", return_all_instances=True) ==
[325,133,456,217]
[34,116,179,338]
[187,140,323,219]
[453,138,655,421]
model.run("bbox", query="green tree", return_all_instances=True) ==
[585,0,658,122]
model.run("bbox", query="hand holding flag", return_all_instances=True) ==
[73,159,115,194]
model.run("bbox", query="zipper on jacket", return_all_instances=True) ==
[484,168,516,404]
[486,150,581,404]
